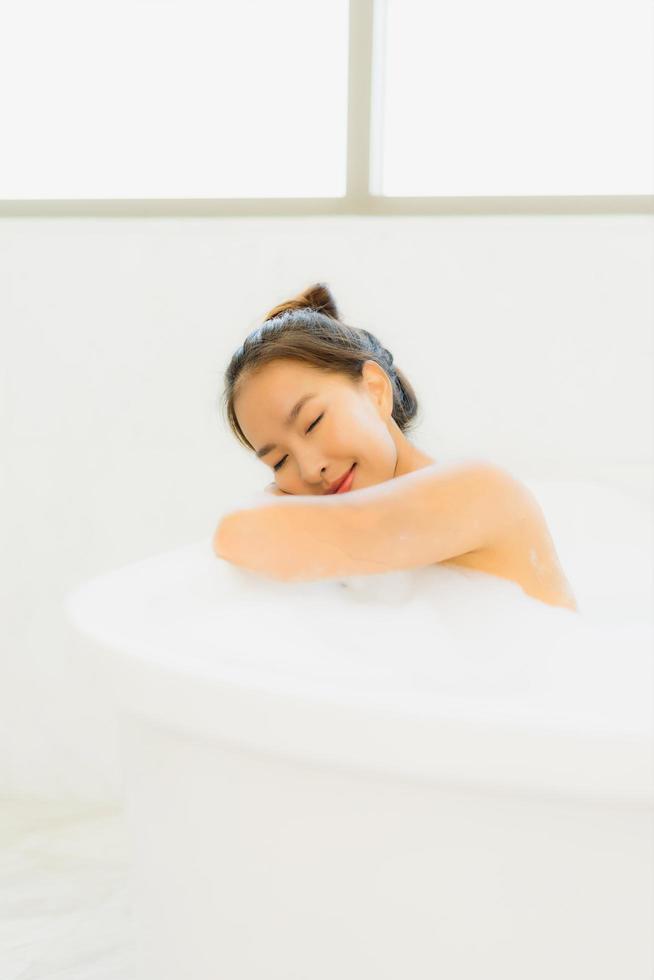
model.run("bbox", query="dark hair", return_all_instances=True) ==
[220,282,420,452]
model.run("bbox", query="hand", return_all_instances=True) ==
[264,482,288,497]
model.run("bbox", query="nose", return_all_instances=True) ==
[297,452,327,490]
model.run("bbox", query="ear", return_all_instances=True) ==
[361,359,394,418]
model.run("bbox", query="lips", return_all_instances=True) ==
[327,464,356,494]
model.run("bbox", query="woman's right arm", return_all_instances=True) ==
[213,460,526,581]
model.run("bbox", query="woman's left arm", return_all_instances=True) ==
[212,460,528,583]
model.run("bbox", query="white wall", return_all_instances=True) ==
[1,215,652,802]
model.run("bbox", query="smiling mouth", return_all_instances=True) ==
[329,464,356,494]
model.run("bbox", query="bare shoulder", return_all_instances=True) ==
[212,456,553,584]
[441,456,555,550]
[344,456,535,567]
[462,458,560,539]
[441,459,579,611]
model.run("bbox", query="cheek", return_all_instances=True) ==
[340,401,374,433]
[328,414,365,451]
[349,409,386,444]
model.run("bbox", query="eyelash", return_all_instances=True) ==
[273,413,323,472]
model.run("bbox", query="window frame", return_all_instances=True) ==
[1,0,652,217]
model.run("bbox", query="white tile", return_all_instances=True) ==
[0,798,135,980]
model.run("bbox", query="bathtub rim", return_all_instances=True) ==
[66,592,654,807]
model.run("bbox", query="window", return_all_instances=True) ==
[1,0,651,209]
[0,0,349,199]
[373,0,654,196]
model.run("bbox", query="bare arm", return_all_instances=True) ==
[213,460,527,583]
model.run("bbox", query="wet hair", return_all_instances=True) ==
[220,282,420,452]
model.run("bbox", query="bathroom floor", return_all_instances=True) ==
[0,797,135,979]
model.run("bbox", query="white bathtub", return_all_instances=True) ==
[65,475,654,980]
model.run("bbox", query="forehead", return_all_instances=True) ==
[239,359,320,399]
[234,361,347,445]
[237,361,338,415]
[234,360,305,421]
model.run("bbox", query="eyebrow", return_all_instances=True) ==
[255,393,318,459]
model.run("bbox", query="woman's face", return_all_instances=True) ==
[233,359,399,495]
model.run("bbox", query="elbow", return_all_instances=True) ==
[211,516,286,583]
[212,514,235,560]
[211,524,224,559]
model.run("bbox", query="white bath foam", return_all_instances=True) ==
[200,558,652,741]
[95,536,647,736]
[66,477,653,740]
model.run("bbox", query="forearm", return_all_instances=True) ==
[213,460,510,582]
[212,493,382,582]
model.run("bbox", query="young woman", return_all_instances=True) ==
[214,282,578,613]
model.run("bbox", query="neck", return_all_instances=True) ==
[391,425,436,479]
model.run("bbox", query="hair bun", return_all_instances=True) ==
[262,282,340,323]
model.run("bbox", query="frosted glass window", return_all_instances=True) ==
[0,0,349,199]
[375,0,654,196]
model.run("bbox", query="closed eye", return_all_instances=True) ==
[273,413,323,472]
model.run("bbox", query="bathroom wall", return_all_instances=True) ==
[1,214,652,801]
